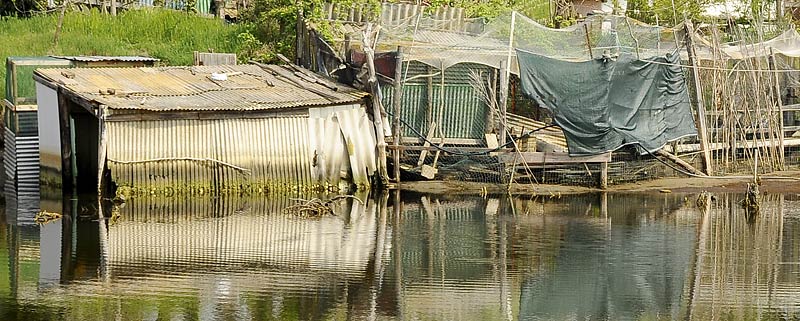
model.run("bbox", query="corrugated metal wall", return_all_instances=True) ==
[381,62,491,140]
[164,0,211,13]
[3,111,40,197]
[106,106,376,192]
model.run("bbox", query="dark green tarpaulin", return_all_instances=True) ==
[516,50,697,156]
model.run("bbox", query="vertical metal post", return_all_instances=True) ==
[684,20,713,175]
[393,47,404,182]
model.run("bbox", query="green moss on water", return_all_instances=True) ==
[113,181,363,200]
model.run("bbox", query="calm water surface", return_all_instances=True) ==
[1,191,799,321]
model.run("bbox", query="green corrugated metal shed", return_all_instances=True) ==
[380,61,492,142]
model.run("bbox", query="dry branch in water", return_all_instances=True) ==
[284,195,364,217]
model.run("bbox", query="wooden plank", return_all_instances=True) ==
[498,152,611,164]
[416,122,437,166]
[654,149,705,176]
[387,145,509,153]
[401,137,482,145]
[781,103,800,111]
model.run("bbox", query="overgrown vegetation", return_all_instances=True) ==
[0,8,247,101]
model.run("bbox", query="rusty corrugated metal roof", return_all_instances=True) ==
[49,55,161,62]
[35,64,367,112]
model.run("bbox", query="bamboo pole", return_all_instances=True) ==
[362,24,390,186]
[499,60,509,146]
[500,11,516,146]
[769,49,786,170]
[684,20,713,175]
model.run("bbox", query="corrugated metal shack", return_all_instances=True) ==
[33,64,379,198]
[3,56,158,203]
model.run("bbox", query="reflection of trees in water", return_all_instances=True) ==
[687,193,800,321]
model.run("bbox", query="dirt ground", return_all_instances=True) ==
[399,170,800,195]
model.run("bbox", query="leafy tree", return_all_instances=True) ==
[239,0,380,63]
[1,0,48,17]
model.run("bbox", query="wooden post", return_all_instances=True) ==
[393,47,404,182]
[110,0,116,16]
[599,161,608,189]
[426,65,434,127]
[97,105,107,197]
[684,20,713,176]
[583,23,593,59]
[296,6,304,66]
[57,90,74,196]
[498,60,509,146]
[486,68,497,133]
[214,0,224,18]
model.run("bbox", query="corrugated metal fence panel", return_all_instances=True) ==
[3,125,40,196]
[195,0,211,14]
[4,128,16,187]
[14,136,39,194]
[106,117,313,190]
[194,52,237,66]
[381,83,487,140]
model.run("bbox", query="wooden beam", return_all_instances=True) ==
[388,145,510,153]
[684,20,713,176]
[654,148,706,176]
[497,151,611,164]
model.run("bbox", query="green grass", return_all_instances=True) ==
[0,8,249,101]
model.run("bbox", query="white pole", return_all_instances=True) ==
[505,11,516,83]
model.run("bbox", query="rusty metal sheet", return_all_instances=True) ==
[36,64,368,112]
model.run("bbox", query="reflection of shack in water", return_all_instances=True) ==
[687,194,800,320]
[106,193,383,282]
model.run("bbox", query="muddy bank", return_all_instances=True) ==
[399,170,800,195]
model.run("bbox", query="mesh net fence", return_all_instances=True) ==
[316,4,800,187]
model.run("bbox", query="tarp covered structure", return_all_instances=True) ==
[517,50,697,156]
